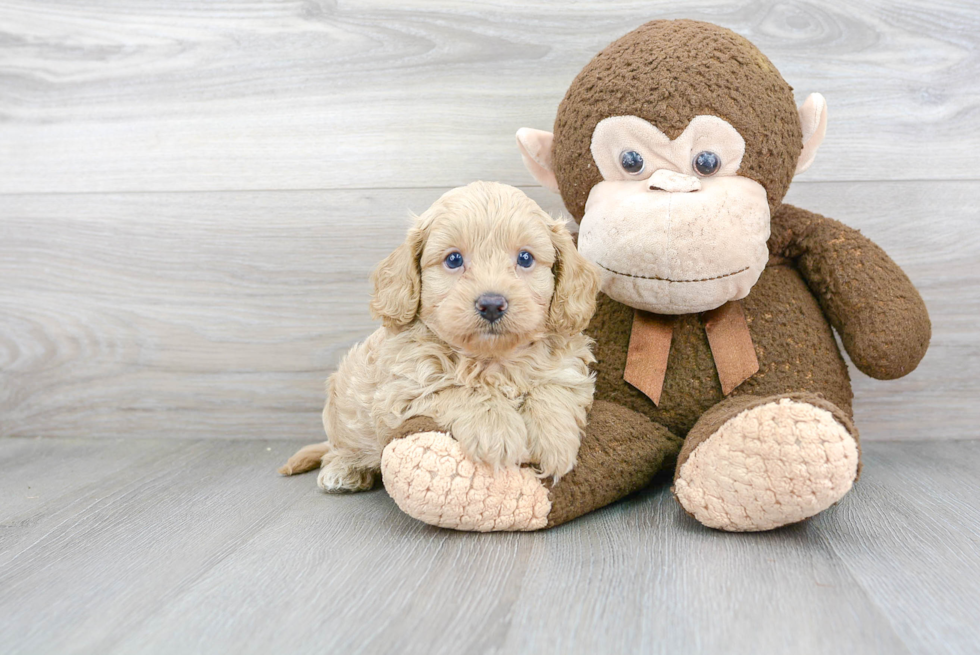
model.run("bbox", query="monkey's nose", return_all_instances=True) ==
[647,169,701,193]
[475,294,508,324]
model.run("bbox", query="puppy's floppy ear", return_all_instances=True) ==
[370,222,424,330]
[548,222,600,336]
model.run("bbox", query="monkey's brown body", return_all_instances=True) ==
[381,19,931,532]
[589,258,852,438]
[543,196,937,529]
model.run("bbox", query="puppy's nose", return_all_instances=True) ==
[475,294,508,324]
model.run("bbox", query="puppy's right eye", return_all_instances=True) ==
[516,250,535,268]
[444,252,464,270]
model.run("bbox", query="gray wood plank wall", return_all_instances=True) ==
[1,0,978,441]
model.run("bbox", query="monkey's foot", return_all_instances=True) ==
[381,432,550,532]
[673,395,860,532]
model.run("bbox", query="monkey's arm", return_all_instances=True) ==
[769,203,930,380]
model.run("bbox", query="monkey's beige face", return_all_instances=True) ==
[417,198,558,357]
[577,115,770,314]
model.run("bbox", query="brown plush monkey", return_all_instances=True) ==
[381,19,931,532]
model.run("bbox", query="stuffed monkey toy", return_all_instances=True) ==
[380,19,931,532]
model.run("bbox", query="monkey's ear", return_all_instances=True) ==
[796,93,828,175]
[548,221,601,336]
[516,128,560,193]
[369,225,423,330]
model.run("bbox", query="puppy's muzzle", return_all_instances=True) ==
[475,293,508,324]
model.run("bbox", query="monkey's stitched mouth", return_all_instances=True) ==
[596,262,750,283]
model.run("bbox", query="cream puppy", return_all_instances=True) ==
[279,181,600,492]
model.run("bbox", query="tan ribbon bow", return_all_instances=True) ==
[623,300,759,405]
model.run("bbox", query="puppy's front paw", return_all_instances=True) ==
[451,406,529,469]
[523,405,583,482]
[528,434,578,482]
[520,388,587,482]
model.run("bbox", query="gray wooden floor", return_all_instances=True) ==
[1,437,978,655]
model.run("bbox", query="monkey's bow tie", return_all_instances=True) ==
[623,301,759,405]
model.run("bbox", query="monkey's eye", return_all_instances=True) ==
[516,250,535,268]
[620,150,645,174]
[693,151,721,177]
[444,252,464,270]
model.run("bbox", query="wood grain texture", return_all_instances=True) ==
[2,182,974,441]
[2,437,978,654]
[0,186,565,441]
[819,441,980,654]
[0,0,978,193]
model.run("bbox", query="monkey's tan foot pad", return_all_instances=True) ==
[381,431,551,532]
[673,398,859,532]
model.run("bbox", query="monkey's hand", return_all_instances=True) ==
[773,204,931,380]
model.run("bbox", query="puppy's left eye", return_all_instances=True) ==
[444,252,464,269]
[517,250,535,268]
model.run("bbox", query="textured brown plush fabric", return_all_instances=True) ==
[542,231,925,525]
[545,400,683,528]
[390,415,443,441]
[552,19,802,221]
[536,258,885,526]
[769,204,932,380]
[587,262,855,438]
[532,21,928,529]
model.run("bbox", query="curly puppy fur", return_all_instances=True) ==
[279,182,601,491]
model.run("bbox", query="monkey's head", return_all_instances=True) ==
[517,19,827,314]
